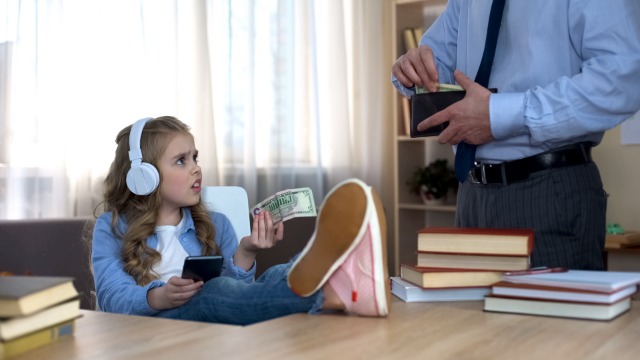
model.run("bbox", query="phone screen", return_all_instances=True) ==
[181,255,223,283]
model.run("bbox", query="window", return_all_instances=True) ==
[0,0,386,218]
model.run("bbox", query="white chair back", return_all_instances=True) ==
[201,186,251,243]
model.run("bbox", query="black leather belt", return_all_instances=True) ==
[469,142,593,185]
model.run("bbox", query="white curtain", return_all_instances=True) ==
[0,0,390,219]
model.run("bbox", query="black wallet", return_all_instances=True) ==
[410,89,497,138]
[410,91,464,137]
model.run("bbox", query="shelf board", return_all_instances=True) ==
[398,203,456,212]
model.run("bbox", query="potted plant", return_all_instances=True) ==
[406,159,458,204]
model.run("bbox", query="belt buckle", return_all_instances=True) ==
[469,163,488,184]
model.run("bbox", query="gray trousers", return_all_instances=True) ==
[455,162,607,270]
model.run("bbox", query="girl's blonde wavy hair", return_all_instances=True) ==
[98,116,218,285]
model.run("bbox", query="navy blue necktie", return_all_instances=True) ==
[454,0,506,182]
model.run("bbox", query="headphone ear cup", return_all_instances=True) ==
[126,162,160,196]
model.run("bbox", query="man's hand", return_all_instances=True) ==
[392,45,440,93]
[417,70,494,145]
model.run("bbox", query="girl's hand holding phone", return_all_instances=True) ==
[147,276,203,310]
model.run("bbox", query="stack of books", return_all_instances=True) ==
[484,270,640,320]
[391,227,534,302]
[0,276,81,358]
[415,227,533,270]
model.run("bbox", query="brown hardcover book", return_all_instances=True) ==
[484,295,632,321]
[417,252,530,271]
[400,264,504,289]
[490,281,638,304]
[0,276,78,317]
[417,227,534,256]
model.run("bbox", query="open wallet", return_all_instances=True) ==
[410,89,497,138]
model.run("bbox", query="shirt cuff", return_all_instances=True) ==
[490,93,526,140]
[227,256,256,283]
[139,281,164,315]
[391,76,415,98]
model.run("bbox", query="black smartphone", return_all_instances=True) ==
[181,255,223,283]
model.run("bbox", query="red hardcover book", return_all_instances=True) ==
[400,264,504,289]
[417,227,534,256]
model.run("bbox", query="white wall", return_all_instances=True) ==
[593,125,640,231]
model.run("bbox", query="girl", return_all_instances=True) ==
[92,116,389,325]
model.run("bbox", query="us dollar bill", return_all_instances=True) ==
[415,83,463,94]
[251,187,317,226]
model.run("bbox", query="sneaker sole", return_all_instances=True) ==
[287,179,371,297]
[370,187,390,316]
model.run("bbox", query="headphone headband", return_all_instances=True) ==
[126,117,160,196]
[129,117,153,162]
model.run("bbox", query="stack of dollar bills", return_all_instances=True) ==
[415,83,463,94]
[251,187,317,226]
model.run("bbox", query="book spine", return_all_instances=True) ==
[418,227,534,236]
[417,250,531,257]
[0,320,75,358]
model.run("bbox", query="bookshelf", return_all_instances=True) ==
[390,0,452,275]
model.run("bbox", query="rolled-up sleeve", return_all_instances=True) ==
[211,212,256,283]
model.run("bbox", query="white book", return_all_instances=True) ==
[490,282,638,304]
[391,277,490,302]
[502,270,640,293]
[484,296,631,321]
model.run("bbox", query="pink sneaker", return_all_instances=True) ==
[287,179,371,297]
[327,186,389,317]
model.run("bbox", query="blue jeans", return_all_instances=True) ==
[154,261,325,325]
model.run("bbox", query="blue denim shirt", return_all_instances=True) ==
[92,208,255,315]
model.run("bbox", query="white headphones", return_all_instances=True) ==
[126,117,160,195]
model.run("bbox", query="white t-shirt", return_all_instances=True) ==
[152,216,190,283]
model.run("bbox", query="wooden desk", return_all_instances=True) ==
[13,299,640,359]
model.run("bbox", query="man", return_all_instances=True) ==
[391,0,640,269]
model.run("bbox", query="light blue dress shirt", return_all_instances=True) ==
[393,0,640,163]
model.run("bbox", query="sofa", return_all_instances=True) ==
[0,218,96,309]
[0,217,314,310]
